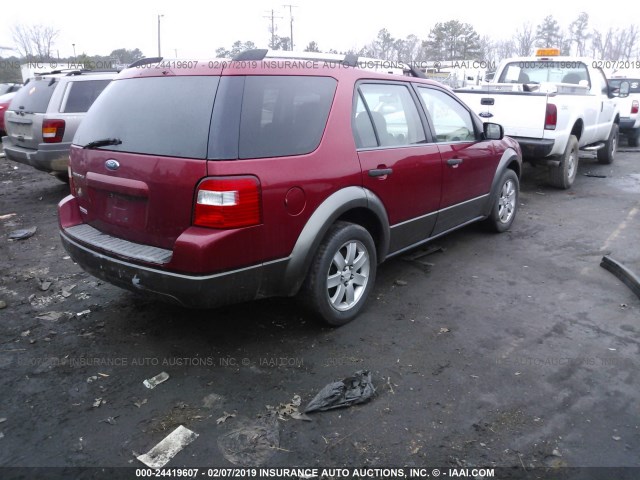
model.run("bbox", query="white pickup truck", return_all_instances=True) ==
[608,70,640,146]
[455,49,629,188]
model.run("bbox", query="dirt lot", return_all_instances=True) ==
[0,147,639,478]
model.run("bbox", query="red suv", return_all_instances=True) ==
[58,51,522,325]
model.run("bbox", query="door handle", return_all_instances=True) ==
[447,158,463,167]
[368,168,393,177]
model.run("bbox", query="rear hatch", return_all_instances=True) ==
[71,75,219,249]
[5,77,57,149]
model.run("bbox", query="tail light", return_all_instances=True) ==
[632,100,639,115]
[545,104,557,130]
[194,176,261,229]
[42,119,65,143]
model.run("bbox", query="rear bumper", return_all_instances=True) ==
[59,228,289,309]
[2,137,70,173]
[512,137,555,161]
[619,117,639,131]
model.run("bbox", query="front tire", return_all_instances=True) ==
[548,135,579,189]
[597,123,618,164]
[484,169,519,233]
[302,221,377,326]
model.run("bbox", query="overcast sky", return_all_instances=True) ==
[2,0,638,59]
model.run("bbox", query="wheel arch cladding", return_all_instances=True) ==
[485,148,521,217]
[282,186,390,296]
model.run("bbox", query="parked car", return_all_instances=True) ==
[609,70,640,146]
[0,91,17,136]
[58,51,522,326]
[0,83,22,96]
[2,70,117,180]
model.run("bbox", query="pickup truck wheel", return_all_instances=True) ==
[484,169,519,232]
[302,221,376,326]
[597,124,618,164]
[548,135,579,189]
[628,128,639,147]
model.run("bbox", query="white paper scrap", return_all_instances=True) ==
[137,425,198,469]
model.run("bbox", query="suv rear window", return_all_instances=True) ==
[73,76,220,159]
[61,79,111,113]
[9,78,58,113]
[208,76,337,160]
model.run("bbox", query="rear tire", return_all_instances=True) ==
[301,221,377,326]
[597,124,618,164]
[548,135,579,189]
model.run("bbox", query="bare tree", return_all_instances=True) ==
[11,24,59,60]
[570,12,590,56]
[514,23,535,56]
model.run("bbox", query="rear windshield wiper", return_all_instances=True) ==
[82,138,122,149]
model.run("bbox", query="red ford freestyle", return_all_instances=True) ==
[58,50,522,326]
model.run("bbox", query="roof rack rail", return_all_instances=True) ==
[127,57,163,69]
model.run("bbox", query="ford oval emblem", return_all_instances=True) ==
[105,159,120,171]
[479,112,493,118]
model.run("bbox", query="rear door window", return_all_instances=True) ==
[61,79,111,113]
[356,83,426,147]
[9,78,58,113]
[73,76,220,159]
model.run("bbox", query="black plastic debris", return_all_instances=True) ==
[305,370,376,413]
[601,255,640,299]
[8,227,37,240]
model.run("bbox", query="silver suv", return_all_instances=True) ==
[2,70,117,180]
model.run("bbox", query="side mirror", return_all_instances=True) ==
[618,81,630,98]
[484,122,504,140]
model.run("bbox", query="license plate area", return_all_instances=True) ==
[103,192,147,227]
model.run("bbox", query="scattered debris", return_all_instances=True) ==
[76,310,91,318]
[584,173,607,178]
[217,412,237,425]
[0,300,6,309]
[266,394,310,421]
[39,281,52,292]
[93,398,106,408]
[515,372,522,376]
[305,370,376,413]
[600,256,640,300]
[386,377,395,394]
[394,280,408,287]
[0,213,17,221]
[61,286,76,298]
[438,327,450,334]
[98,373,109,378]
[134,399,148,408]
[552,449,562,457]
[137,425,199,469]
[87,376,99,383]
[470,375,479,379]
[0,418,6,423]
[37,311,71,322]
[143,372,170,389]
[0,432,4,440]
[218,417,279,466]
[612,436,621,441]
[101,416,119,425]
[20,330,30,337]
[8,227,37,240]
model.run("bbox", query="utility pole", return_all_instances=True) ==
[157,14,164,57]
[282,5,297,51]
[263,9,283,49]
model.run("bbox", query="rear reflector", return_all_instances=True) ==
[42,119,65,143]
[194,176,261,229]
[632,100,639,115]
[545,104,557,130]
